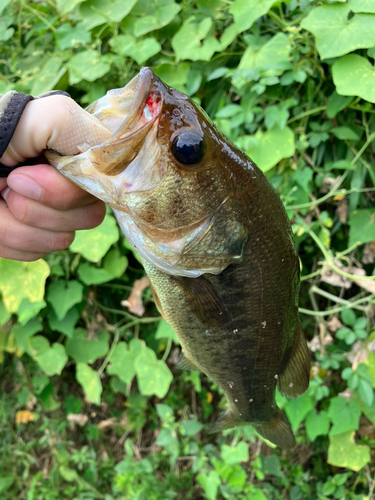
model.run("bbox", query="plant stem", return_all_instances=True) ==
[287,106,327,125]
[162,338,173,362]
[98,329,120,376]
[299,295,373,317]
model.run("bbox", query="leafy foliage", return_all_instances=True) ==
[1,0,375,498]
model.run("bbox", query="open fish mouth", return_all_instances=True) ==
[87,67,162,137]
[46,68,165,203]
[83,67,163,176]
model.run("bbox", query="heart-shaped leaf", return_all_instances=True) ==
[76,363,102,404]
[328,431,370,471]
[333,54,375,103]
[47,280,83,321]
[301,4,375,59]
[0,259,50,313]
[30,336,68,376]
[70,214,119,262]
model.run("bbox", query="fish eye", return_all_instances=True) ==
[171,131,206,166]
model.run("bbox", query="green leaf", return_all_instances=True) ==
[305,410,330,442]
[245,126,295,172]
[77,262,114,285]
[172,16,220,62]
[0,300,10,326]
[76,363,102,404]
[216,104,243,118]
[16,299,46,326]
[229,0,277,33]
[31,57,66,96]
[106,341,136,383]
[183,419,203,437]
[221,442,249,465]
[348,209,375,247]
[67,50,111,85]
[30,337,68,376]
[134,346,173,397]
[0,259,49,313]
[156,403,174,421]
[197,471,221,500]
[48,307,80,338]
[357,378,374,406]
[70,214,119,262]
[293,167,313,193]
[348,0,375,13]
[65,328,109,363]
[326,91,353,118]
[328,431,370,471]
[284,392,314,433]
[0,0,11,16]
[12,318,43,353]
[55,22,91,49]
[301,5,375,59]
[80,0,138,29]
[155,320,179,343]
[103,249,128,278]
[328,397,361,435]
[154,62,190,91]
[333,54,375,103]
[47,280,83,321]
[239,33,291,72]
[133,2,181,36]
[341,308,357,327]
[331,127,360,141]
[0,475,14,493]
[59,465,79,482]
[57,0,84,14]
[109,35,161,64]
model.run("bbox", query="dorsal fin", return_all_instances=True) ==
[173,276,228,328]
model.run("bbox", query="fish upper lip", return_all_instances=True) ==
[115,67,162,141]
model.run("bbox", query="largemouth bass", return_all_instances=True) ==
[46,68,310,448]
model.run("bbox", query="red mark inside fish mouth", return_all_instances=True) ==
[144,91,162,120]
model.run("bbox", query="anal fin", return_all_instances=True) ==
[253,409,296,448]
[209,409,295,449]
[177,352,200,371]
[278,323,310,398]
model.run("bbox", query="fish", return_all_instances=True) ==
[46,67,310,448]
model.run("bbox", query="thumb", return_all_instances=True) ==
[1,95,112,166]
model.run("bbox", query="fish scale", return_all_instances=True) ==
[46,67,310,448]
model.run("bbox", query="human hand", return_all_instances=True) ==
[0,94,112,261]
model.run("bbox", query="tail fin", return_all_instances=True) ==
[210,409,295,448]
[253,409,295,448]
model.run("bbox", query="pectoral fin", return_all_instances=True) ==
[277,322,310,398]
[177,352,200,371]
[149,284,167,320]
[173,276,228,328]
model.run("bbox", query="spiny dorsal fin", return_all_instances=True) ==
[173,275,228,328]
[277,322,310,398]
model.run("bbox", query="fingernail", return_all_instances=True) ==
[1,187,10,201]
[7,174,42,201]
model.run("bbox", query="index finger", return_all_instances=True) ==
[7,163,98,210]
